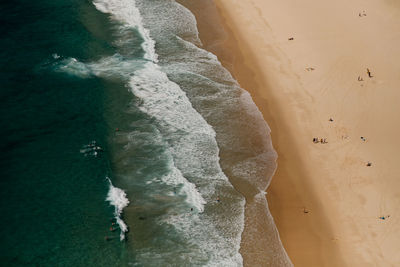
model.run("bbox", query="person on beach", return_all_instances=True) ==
[367,68,373,78]
[358,76,363,81]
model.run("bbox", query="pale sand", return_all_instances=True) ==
[199,0,400,266]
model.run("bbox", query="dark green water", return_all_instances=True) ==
[0,0,131,265]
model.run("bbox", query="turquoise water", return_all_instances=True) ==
[0,0,287,266]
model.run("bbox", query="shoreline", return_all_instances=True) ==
[185,0,400,266]
[179,0,293,266]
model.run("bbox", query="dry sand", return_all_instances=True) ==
[195,0,400,266]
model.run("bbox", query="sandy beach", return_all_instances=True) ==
[189,0,400,266]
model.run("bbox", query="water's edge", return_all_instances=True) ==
[178,0,293,265]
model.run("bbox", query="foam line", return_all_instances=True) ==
[106,178,130,241]
[93,0,157,62]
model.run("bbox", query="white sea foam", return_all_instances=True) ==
[106,177,130,241]
[93,0,157,62]
[55,57,92,78]
[135,0,202,46]
[54,54,144,80]
[124,1,245,264]
[129,62,214,136]
[161,163,206,212]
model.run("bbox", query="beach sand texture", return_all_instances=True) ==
[200,0,400,266]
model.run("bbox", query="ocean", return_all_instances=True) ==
[0,0,290,266]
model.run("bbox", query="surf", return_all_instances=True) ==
[106,177,130,241]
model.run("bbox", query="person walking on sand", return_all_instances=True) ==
[367,68,373,78]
